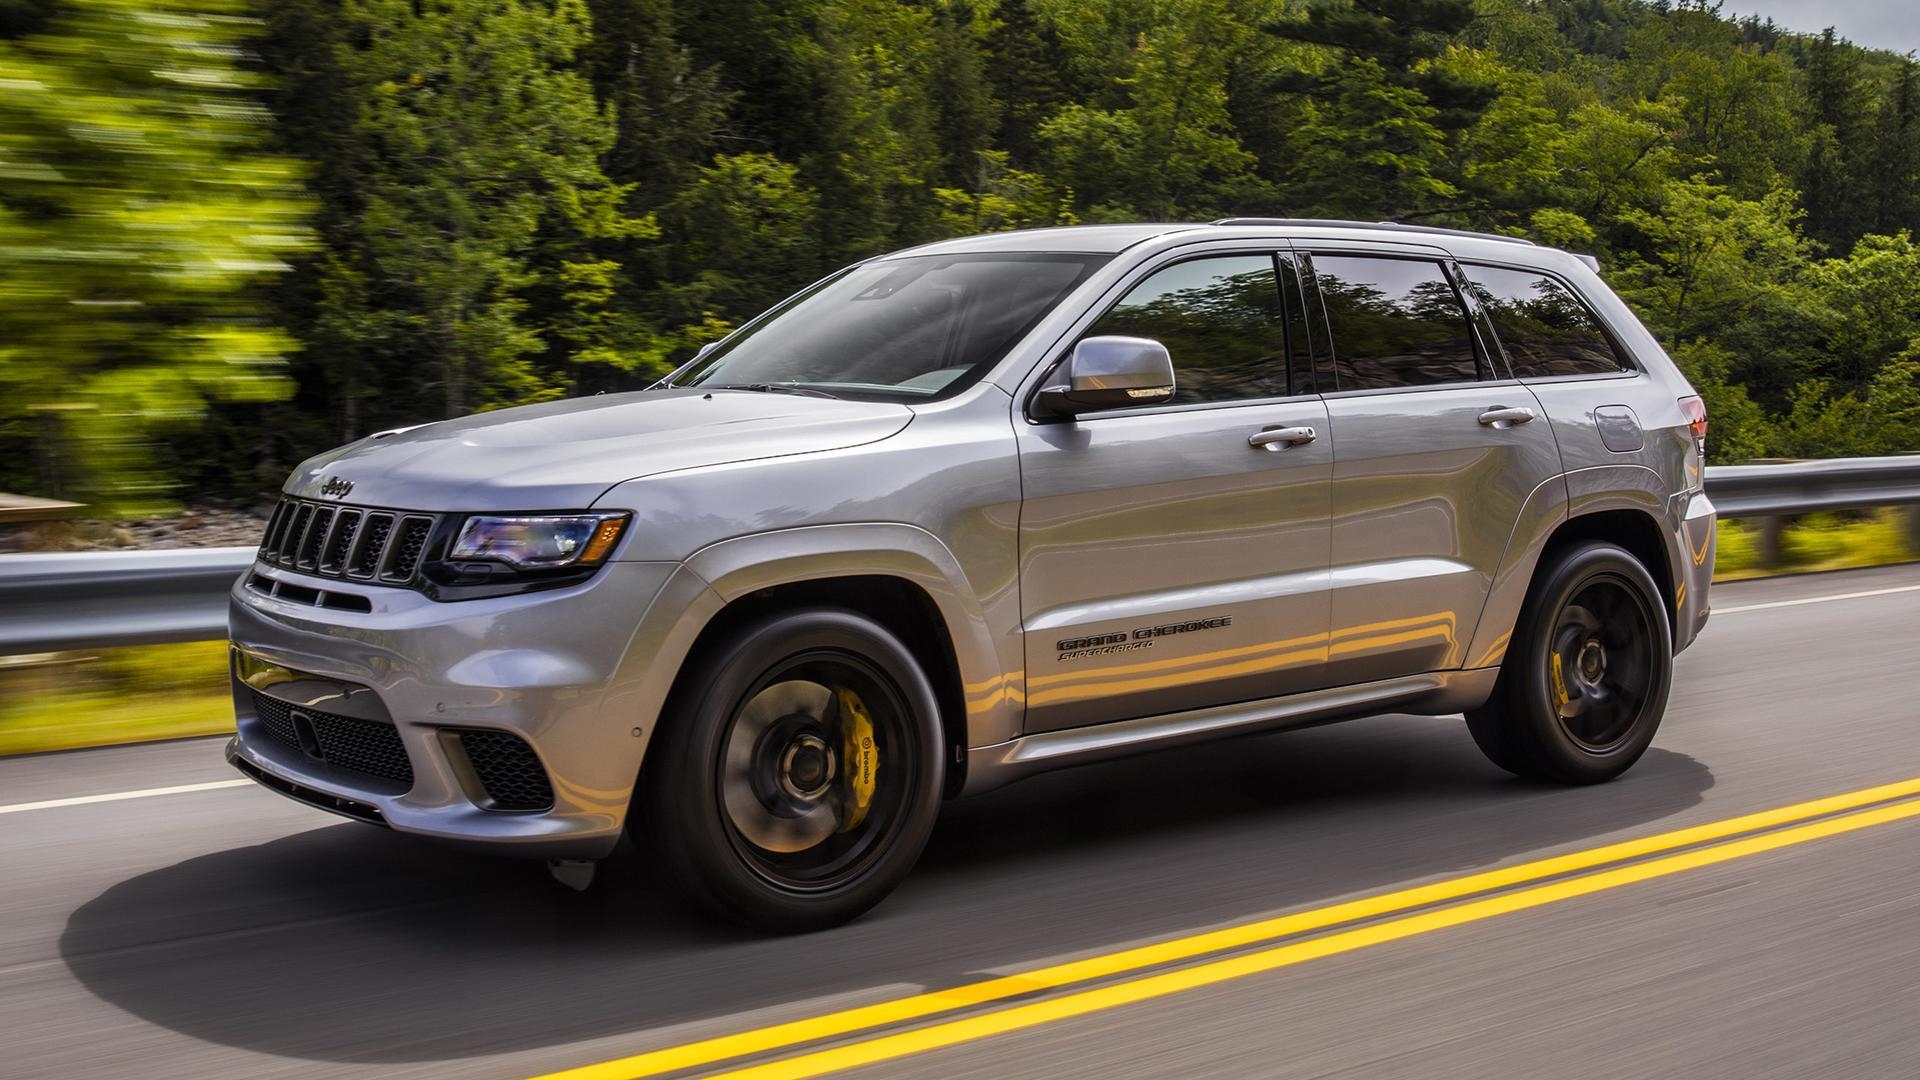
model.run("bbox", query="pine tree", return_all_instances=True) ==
[984,0,1075,169]
[1261,0,1498,219]
[1867,58,1920,236]
[309,0,642,424]
[1799,28,1875,250]
[583,0,730,212]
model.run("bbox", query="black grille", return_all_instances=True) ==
[320,510,360,572]
[257,497,437,587]
[456,730,554,811]
[383,518,433,583]
[248,689,414,786]
[350,513,393,577]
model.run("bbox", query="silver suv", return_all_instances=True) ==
[228,219,1716,929]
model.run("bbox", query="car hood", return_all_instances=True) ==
[285,388,915,511]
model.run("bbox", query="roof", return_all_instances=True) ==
[881,223,1208,257]
[883,219,1559,260]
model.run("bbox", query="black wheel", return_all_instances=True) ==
[642,609,943,931]
[1466,541,1672,784]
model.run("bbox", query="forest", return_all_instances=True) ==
[3,0,1919,512]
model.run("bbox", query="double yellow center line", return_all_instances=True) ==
[534,776,1920,1080]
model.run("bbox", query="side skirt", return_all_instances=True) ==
[960,667,1499,796]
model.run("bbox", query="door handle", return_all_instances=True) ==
[1249,426,1316,449]
[1477,406,1536,428]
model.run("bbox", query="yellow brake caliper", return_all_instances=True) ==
[835,687,878,831]
[1550,651,1570,714]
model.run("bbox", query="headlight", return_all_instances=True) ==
[449,513,628,570]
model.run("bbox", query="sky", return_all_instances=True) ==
[1726,0,1920,56]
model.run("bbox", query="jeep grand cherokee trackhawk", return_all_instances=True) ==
[227,219,1716,930]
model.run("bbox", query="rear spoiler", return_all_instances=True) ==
[1572,253,1601,272]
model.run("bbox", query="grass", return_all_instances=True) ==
[1712,508,1919,581]
[1,510,1914,756]
[0,640,233,757]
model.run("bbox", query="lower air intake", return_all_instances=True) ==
[455,729,555,811]
[249,689,414,787]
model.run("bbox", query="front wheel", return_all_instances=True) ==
[1466,541,1672,784]
[642,609,944,931]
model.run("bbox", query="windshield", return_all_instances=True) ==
[670,252,1109,401]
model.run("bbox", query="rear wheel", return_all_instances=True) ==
[642,609,943,931]
[1466,541,1672,784]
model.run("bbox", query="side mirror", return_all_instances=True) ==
[1037,336,1176,417]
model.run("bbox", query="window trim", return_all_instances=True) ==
[1021,247,1315,423]
[1295,249,1495,397]
[1454,260,1642,380]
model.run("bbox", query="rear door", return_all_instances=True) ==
[1015,249,1333,732]
[1299,244,1562,686]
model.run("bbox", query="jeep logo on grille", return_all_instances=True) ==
[320,476,354,499]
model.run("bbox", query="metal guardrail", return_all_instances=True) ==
[2,455,1918,657]
[0,546,254,655]
[1704,456,1920,519]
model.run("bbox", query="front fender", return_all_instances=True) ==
[682,522,1024,747]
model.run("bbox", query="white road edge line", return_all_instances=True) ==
[0,779,253,816]
[1715,582,1920,614]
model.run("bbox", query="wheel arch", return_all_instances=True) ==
[1539,508,1676,616]
[671,523,1023,797]
[1465,466,1682,671]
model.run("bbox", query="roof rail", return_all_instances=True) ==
[1209,218,1536,247]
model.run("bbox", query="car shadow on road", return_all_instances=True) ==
[60,714,1712,1066]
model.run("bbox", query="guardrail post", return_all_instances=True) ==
[1754,515,1786,568]
[1903,505,1920,557]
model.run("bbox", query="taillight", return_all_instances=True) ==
[1679,395,1708,441]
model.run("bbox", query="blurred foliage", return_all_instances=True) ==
[0,0,311,513]
[1714,510,1920,580]
[0,640,231,754]
[5,0,1920,511]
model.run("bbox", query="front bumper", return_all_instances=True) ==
[227,558,693,860]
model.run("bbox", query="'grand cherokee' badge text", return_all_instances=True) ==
[1056,616,1232,660]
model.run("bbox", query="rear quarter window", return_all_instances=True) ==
[1310,255,1481,391]
[1463,265,1628,379]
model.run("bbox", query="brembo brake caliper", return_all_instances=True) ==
[835,686,878,830]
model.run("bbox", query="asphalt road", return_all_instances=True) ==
[5,564,1920,1079]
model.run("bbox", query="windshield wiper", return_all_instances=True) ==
[704,382,841,400]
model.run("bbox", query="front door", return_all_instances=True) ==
[1299,247,1563,686]
[1016,252,1333,732]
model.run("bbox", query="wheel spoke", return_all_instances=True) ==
[1551,577,1657,752]
[715,655,913,890]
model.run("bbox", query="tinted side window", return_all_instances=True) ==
[1463,265,1627,378]
[1084,256,1287,405]
[1311,255,1480,391]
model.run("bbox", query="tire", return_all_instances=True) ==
[1465,541,1672,784]
[641,608,944,932]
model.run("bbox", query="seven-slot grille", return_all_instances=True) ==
[258,496,437,586]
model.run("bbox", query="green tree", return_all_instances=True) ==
[1798,28,1876,249]
[1260,0,1498,219]
[0,0,310,509]
[1806,232,1920,387]
[1615,178,1825,413]
[311,0,641,423]
[652,152,822,344]
[1866,58,1920,236]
